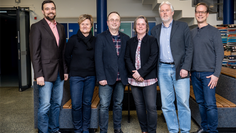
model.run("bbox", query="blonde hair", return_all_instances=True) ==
[78,14,94,27]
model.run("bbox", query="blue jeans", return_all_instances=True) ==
[69,76,96,133]
[158,63,191,133]
[38,73,64,133]
[191,72,218,133]
[99,81,125,133]
[131,83,157,133]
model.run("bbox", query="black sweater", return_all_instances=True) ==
[64,33,96,77]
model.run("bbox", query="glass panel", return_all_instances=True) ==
[17,7,31,91]
[19,11,28,86]
[120,23,131,37]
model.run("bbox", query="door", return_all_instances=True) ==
[0,8,19,87]
[16,7,31,91]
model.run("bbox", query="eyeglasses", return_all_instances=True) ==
[195,11,207,14]
[108,19,120,23]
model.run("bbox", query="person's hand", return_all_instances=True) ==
[132,70,141,80]
[137,77,144,82]
[64,74,68,81]
[99,80,108,86]
[37,76,45,86]
[180,69,188,78]
[206,75,219,89]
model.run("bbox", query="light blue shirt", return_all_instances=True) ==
[160,21,174,62]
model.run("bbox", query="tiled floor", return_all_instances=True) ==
[0,87,36,133]
[0,87,199,133]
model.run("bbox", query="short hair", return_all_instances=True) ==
[133,15,149,34]
[78,14,94,27]
[159,1,174,12]
[107,11,120,20]
[195,2,209,13]
[41,0,56,10]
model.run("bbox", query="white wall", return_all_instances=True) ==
[0,0,159,25]
[1,0,235,25]
[107,0,158,18]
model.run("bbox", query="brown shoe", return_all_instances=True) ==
[142,132,148,133]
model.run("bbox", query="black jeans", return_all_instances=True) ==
[131,83,157,133]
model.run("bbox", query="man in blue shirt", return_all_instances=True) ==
[191,3,224,133]
[151,1,193,133]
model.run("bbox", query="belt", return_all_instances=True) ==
[160,61,174,65]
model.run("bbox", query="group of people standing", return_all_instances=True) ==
[29,0,224,133]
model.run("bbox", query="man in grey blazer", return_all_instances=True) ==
[29,0,68,133]
[151,1,193,133]
[95,11,130,133]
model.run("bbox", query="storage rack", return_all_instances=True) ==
[217,24,236,69]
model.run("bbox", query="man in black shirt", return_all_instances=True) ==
[191,3,224,133]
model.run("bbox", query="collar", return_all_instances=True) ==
[161,20,173,28]
[135,33,148,43]
[44,18,57,26]
[197,24,209,30]
[108,30,120,37]
[112,34,120,38]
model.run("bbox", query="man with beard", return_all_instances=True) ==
[151,1,193,133]
[29,0,68,133]
[191,3,224,133]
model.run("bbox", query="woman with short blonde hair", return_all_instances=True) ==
[65,14,96,133]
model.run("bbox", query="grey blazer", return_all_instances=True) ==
[151,20,193,80]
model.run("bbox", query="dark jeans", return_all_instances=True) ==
[131,83,157,133]
[38,73,64,133]
[99,81,125,133]
[69,76,96,133]
[191,72,218,133]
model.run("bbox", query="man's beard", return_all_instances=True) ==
[161,16,171,23]
[45,14,56,21]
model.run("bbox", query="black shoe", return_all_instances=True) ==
[192,128,208,133]
[114,129,123,133]
[54,131,61,133]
